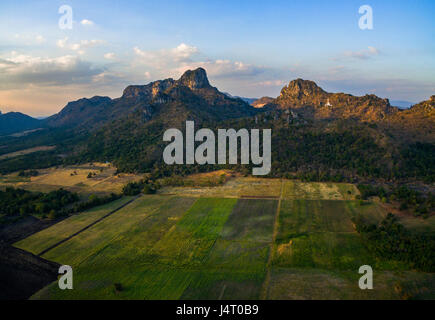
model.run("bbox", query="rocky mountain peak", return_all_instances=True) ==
[122,78,175,99]
[280,78,326,99]
[178,67,210,89]
[273,79,399,121]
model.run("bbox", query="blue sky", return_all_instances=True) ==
[0,0,434,116]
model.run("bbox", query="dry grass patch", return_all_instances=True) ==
[267,268,435,300]
[160,176,281,198]
[2,163,145,195]
[0,146,55,160]
[283,181,359,200]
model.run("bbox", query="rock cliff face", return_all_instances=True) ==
[385,95,435,141]
[178,67,211,89]
[122,79,176,100]
[268,79,397,121]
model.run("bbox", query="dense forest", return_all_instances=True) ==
[353,213,435,272]
[0,127,86,175]
[0,187,121,224]
[0,151,63,175]
[0,187,79,222]
[67,111,435,185]
[357,184,435,218]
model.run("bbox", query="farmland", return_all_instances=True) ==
[0,163,144,195]
[12,176,435,300]
[14,196,135,255]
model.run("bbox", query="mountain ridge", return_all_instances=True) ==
[270,78,398,121]
[0,111,41,136]
[45,68,256,130]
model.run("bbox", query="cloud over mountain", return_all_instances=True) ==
[0,53,104,88]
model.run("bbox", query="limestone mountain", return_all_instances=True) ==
[269,78,398,121]
[385,95,435,142]
[45,68,256,130]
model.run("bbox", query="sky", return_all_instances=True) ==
[0,0,434,117]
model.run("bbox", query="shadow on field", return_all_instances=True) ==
[0,242,60,300]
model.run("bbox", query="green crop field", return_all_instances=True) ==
[14,196,135,255]
[268,199,434,299]
[25,197,282,300]
[13,179,435,300]
[181,199,278,299]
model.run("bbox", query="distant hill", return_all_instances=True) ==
[390,100,415,109]
[252,97,274,108]
[223,93,258,105]
[0,112,41,136]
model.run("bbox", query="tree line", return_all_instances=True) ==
[353,213,435,272]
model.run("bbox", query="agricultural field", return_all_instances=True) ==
[0,163,144,195]
[14,196,135,255]
[282,180,359,200]
[160,176,282,198]
[13,178,435,300]
[268,199,434,299]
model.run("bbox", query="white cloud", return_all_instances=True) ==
[13,33,47,44]
[35,35,46,43]
[368,46,380,55]
[104,52,116,60]
[80,19,94,26]
[57,37,69,48]
[133,43,266,81]
[171,43,199,61]
[0,53,104,88]
[251,80,287,87]
[342,46,381,60]
[133,43,199,68]
[173,59,264,79]
[57,38,105,53]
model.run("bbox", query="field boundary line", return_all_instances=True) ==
[36,194,141,257]
[260,179,283,299]
[218,284,227,300]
